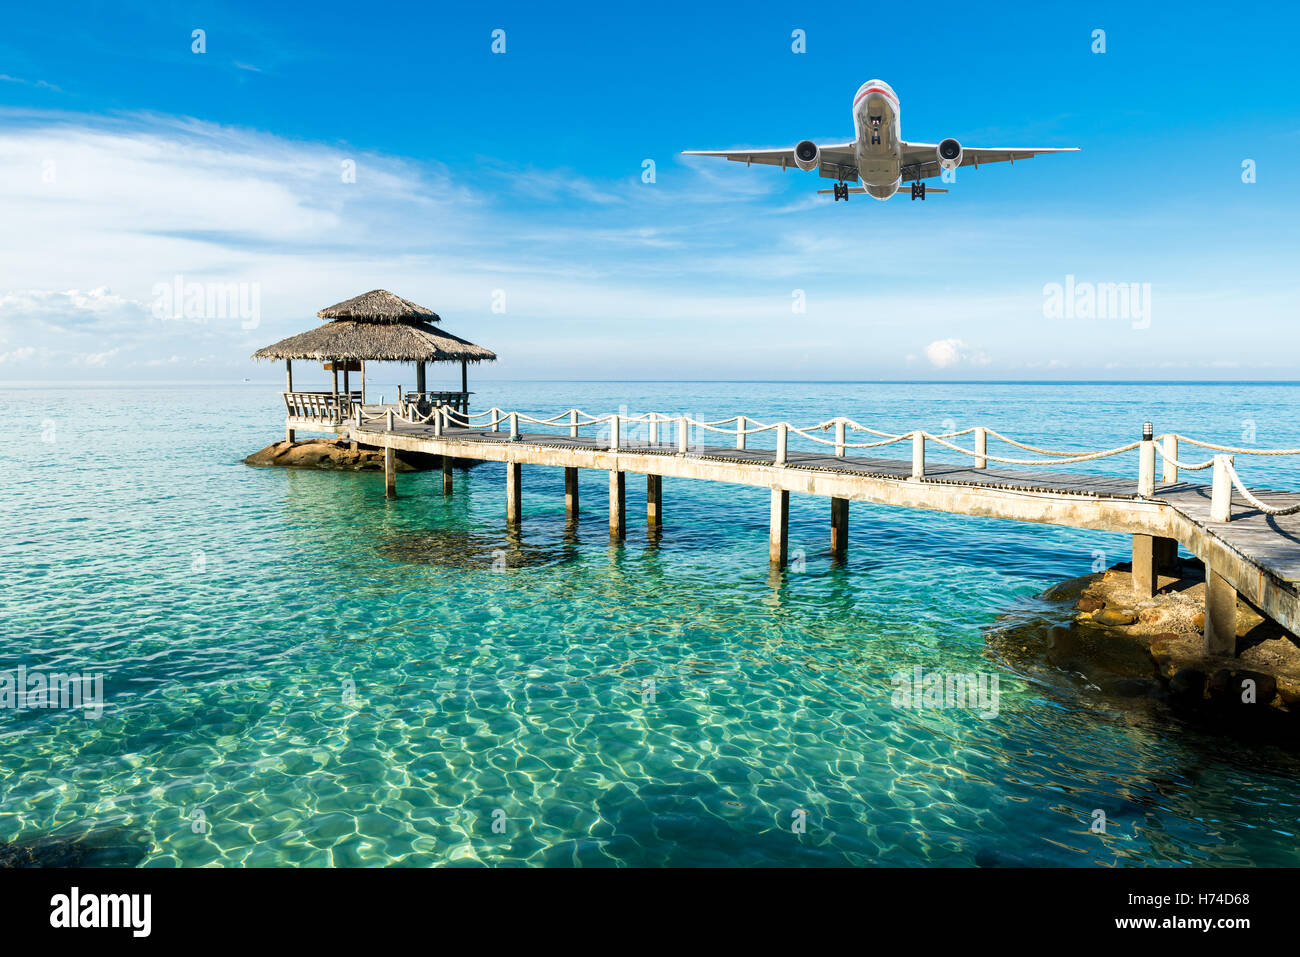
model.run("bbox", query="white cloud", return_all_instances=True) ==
[923,338,990,369]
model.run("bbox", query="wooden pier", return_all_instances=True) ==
[299,403,1300,660]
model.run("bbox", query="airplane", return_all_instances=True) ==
[682,79,1079,202]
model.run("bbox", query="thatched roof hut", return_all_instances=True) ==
[252,289,496,364]
[252,289,496,414]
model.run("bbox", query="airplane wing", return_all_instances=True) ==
[681,142,860,182]
[899,143,1079,182]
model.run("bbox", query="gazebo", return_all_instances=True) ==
[252,289,496,441]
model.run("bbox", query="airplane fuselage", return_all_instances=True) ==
[851,79,902,200]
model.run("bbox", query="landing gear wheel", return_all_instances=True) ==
[910,181,926,201]
[833,182,849,202]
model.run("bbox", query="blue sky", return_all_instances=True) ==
[1,0,1297,382]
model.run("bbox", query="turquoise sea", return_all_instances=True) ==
[4,380,1300,867]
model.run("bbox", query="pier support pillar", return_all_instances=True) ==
[1204,565,1238,657]
[769,488,789,569]
[384,446,396,499]
[647,474,662,531]
[1132,534,1180,597]
[506,462,521,525]
[609,471,626,541]
[442,455,453,496]
[565,467,579,522]
[831,497,848,557]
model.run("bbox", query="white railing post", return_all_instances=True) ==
[775,423,788,466]
[974,427,987,469]
[649,413,659,445]
[834,419,846,458]
[677,416,688,454]
[1138,422,1155,497]
[609,413,620,451]
[1211,454,1234,522]
[736,416,746,451]
[570,409,579,439]
[385,408,394,431]
[1162,434,1179,484]
[491,407,501,433]
[433,405,443,437]
[912,431,925,478]
[509,412,519,441]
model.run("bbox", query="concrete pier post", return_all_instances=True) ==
[678,416,688,454]
[386,409,394,431]
[649,413,659,445]
[609,414,620,451]
[912,432,925,479]
[1204,564,1238,657]
[506,462,522,525]
[1133,533,1181,597]
[835,419,846,458]
[492,408,501,433]
[769,488,789,568]
[1211,455,1234,522]
[442,454,453,496]
[509,412,520,442]
[831,497,848,556]
[775,424,788,466]
[1132,534,1157,598]
[384,446,396,499]
[564,467,579,521]
[974,427,987,469]
[737,416,746,451]
[609,470,626,541]
[569,409,579,439]
[1162,434,1179,484]
[647,474,662,530]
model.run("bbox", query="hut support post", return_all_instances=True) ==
[384,446,396,498]
[285,359,295,442]
[442,455,453,496]
[609,470,625,541]
[416,362,426,395]
[647,474,662,530]
[565,467,579,522]
[1204,564,1238,657]
[460,360,467,406]
[506,462,521,525]
[769,488,789,569]
[360,361,365,406]
[831,497,849,556]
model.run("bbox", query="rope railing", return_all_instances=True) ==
[348,405,1300,522]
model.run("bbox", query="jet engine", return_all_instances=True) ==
[793,140,820,172]
[937,138,963,170]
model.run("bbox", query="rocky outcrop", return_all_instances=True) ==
[244,439,441,471]
[988,559,1300,722]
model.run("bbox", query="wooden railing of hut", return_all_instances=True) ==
[284,391,362,423]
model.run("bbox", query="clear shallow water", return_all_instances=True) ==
[3,380,1300,867]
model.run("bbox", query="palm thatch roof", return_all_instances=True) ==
[251,289,496,363]
[316,289,440,324]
